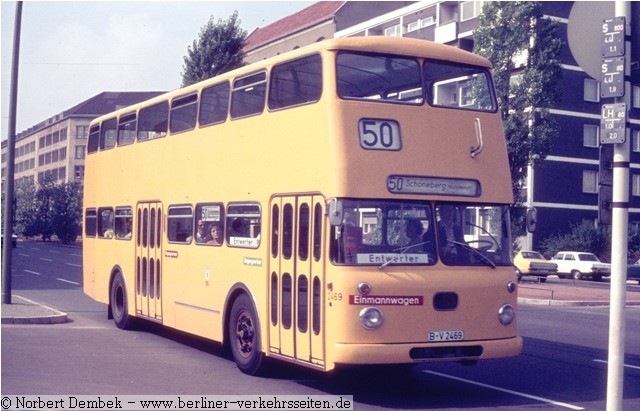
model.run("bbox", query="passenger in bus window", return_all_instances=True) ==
[207,223,223,245]
[195,220,207,243]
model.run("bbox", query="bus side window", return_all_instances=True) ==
[117,113,137,147]
[170,93,198,134]
[100,118,117,150]
[200,81,230,127]
[194,203,225,246]
[97,207,114,239]
[138,101,169,142]
[87,125,100,154]
[268,54,322,110]
[230,72,267,119]
[114,207,133,240]
[226,203,261,248]
[85,208,97,237]
[167,205,193,244]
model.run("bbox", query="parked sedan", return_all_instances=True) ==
[514,251,557,282]
[550,251,610,281]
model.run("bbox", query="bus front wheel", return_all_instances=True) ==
[110,272,133,330]
[229,294,264,375]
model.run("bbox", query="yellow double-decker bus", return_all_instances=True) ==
[83,37,522,375]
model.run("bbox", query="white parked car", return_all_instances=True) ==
[550,251,610,281]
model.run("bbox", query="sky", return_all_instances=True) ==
[0,1,313,140]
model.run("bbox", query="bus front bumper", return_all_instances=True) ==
[331,336,522,368]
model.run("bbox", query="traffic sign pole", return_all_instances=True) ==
[606,3,631,410]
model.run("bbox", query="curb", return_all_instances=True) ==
[1,295,69,325]
[518,297,640,307]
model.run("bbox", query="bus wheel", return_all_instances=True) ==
[110,272,133,330]
[229,294,264,375]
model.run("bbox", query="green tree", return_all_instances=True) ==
[50,180,83,244]
[14,178,38,237]
[181,11,247,87]
[473,2,563,207]
[539,220,610,261]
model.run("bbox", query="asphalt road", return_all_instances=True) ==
[2,241,640,410]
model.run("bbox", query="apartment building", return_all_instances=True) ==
[244,1,640,249]
[1,91,163,189]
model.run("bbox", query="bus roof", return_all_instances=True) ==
[90,37,493,126]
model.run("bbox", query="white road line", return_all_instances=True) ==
[65,263,82,268]
[24,270,41,275]
[423,370,584,410]
[593,359,640,371]
[39,258,53,262]
[71,253,82,257]
[56,278,80,285]
[19,253,30,257]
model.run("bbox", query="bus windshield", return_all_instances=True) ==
[336,52,496,111]
[331,200,511,267]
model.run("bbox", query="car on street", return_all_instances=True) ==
[550,251,610,281]
[626,259,640,282]
[513,250,557,282]
[1,233,18,249]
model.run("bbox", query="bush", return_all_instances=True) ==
[539,220,609,261]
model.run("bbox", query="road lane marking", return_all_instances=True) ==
[593,359,640,371]
[56,278,80,285]
[39,258,53,262]
[65,263,82,268]
[19,253,30,257]
[71,253,82,257]
[24,270,41,275]
[423,370,584,410]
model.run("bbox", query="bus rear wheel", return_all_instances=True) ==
[229,294,264,375]
[110,272,133,330]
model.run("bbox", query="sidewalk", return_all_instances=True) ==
[1,295,68,324]
[518,279,640,306]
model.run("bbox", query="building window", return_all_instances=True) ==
[75,145,86,159]
[421,16,436,27]
[461,1,480,21]
[583,170,597,193]
[583,124,599,148]
[407,20,420,33]
[384,24,402,37]
[74,165,85,180]
[633,175,640,197]
[76,125,88,139]
[584,78,600,102]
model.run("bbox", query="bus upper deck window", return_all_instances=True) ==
[170,93,198,134]
[138,101,169,142]
[200,81,230,127]
[87,125,100,154]
[423,61,496,112]
[269,54,322,110]
[336,52,422,104]
[100,118,117,151]
[117,113,136,147]
[230,72,267,119]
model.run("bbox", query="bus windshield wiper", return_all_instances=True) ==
[447,240,496,269]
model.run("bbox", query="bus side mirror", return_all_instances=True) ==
[526,208,537,233]
[328,199,343,226]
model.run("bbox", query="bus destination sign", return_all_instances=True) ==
[387,175,480,197]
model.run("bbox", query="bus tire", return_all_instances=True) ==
[110,272,133,330]
[229,293,264,375]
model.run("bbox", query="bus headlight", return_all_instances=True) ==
[498,304,515,325]
[359,307,384,329]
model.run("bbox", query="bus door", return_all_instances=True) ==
[135,202,163,322]
[269,195,325,368]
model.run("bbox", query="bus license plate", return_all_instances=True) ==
[428,330,464,342]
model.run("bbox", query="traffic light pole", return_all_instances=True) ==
[606,2,631,410]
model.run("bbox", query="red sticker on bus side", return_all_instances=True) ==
[349,295,423,306]
[165,250,179,258]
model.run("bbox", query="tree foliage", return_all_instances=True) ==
[539,220,610,261]
[181,11,247,87]
[13,174,82,244]
[473,1,563,202]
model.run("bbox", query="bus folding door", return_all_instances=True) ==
[135,202,163,322]
[269,195,325,367]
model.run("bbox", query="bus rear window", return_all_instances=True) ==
[337,52,422,104]
[87,125,100,154]
[424,61,496,111]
